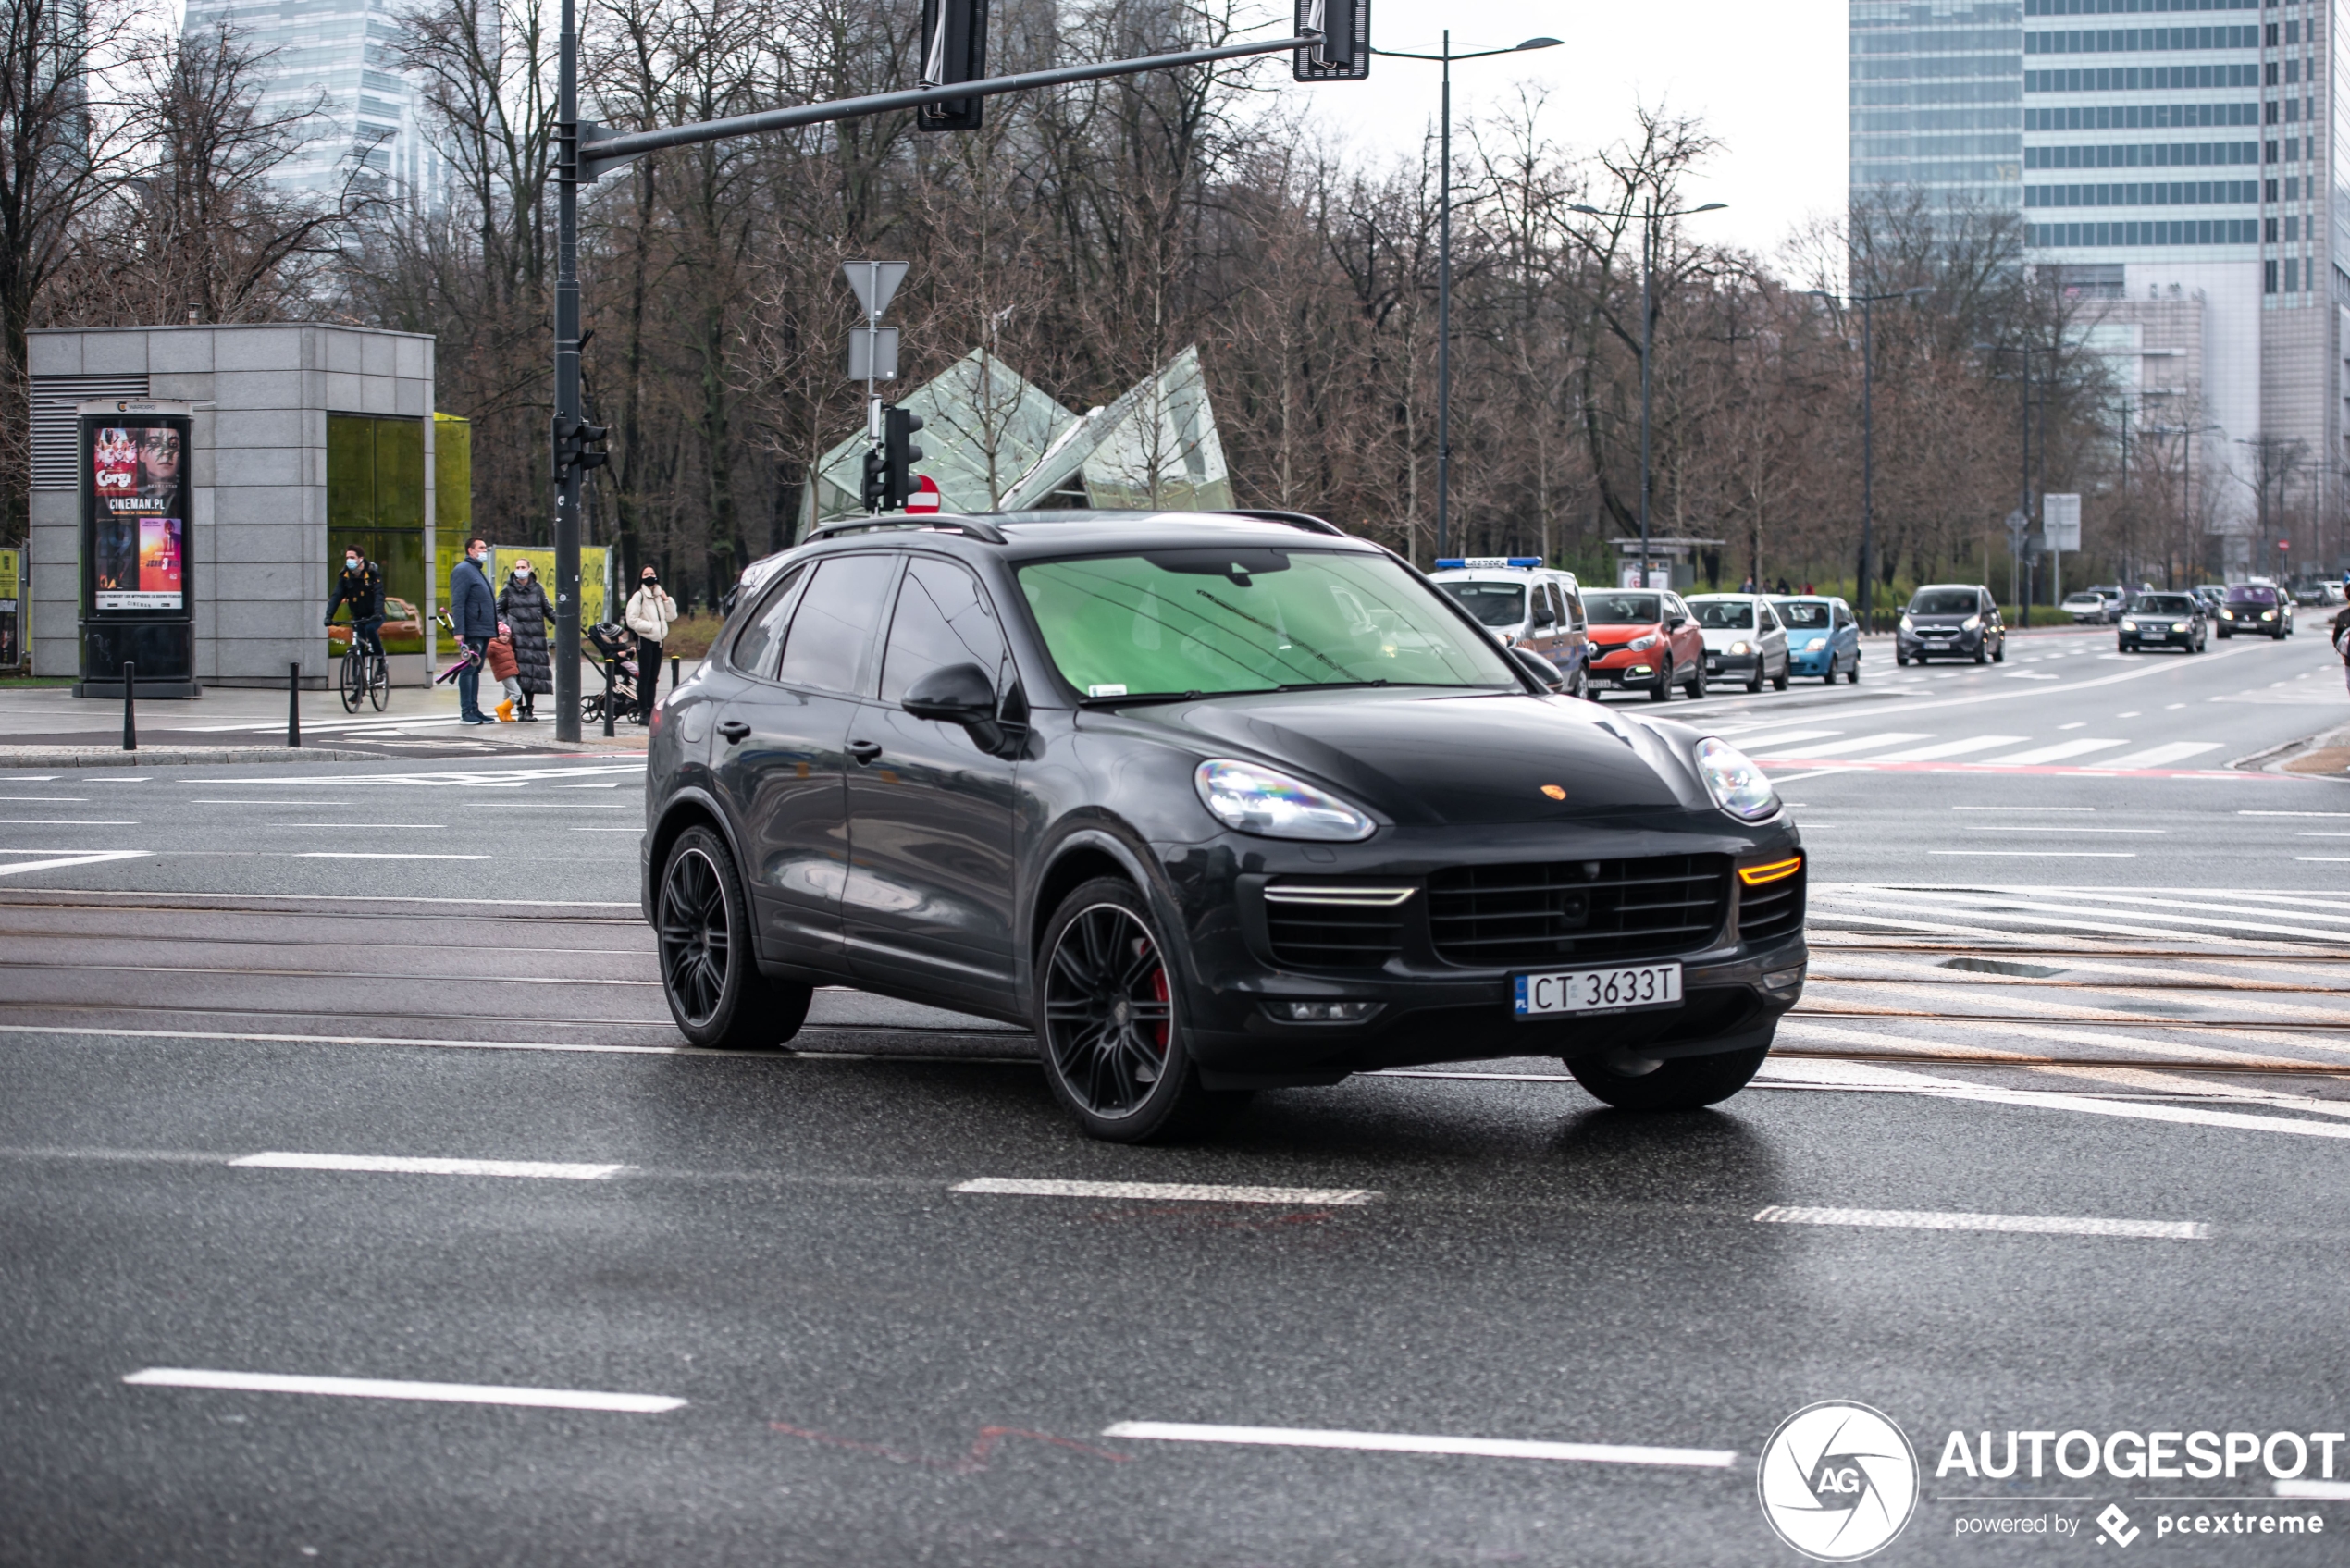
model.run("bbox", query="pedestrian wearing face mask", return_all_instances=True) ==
[623,564,678,722]
[449,536,499,724]
[496,556,556,722]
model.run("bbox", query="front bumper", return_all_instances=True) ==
[1787,647,1836,674]
[1898,630,1980,658]
[1703,649,1761,676]
[1590,655,1666,688]
[1153,821,1807,1088]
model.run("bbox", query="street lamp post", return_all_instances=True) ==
[1810,286,1924,631]
[1572,199,1726,590]
[1374,33,1561,562]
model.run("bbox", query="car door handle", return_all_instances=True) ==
[847,739,884,764]
[717,721,750,744]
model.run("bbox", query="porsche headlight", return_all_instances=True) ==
[1695,737,1779,822]
[1194,759,1375,842]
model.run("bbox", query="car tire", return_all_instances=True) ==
[1747,663,1763,694]
[1993,640,2005,663]
[1895,652,1909,667]
[656,825,813,1051]
[1846,657,1860,685]
[2220,628,2232,638]
[1687,661,1707,699]
[1567,1043,1771,1111]
[1034,877,1230,1142]
[1649,659,1673,700]
[1973,642,1989,664]
[1771,659,1788,691]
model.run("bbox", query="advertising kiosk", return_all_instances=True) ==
[77,399,196,698]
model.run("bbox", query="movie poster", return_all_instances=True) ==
[92,423,184,611]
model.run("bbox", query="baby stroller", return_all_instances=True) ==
[580,621,642,724]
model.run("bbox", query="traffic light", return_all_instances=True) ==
[861,447,887,513]
[883,404,924,510]
[554,415,610,481]
[1294,0,1369,80]
[916,0,989,131]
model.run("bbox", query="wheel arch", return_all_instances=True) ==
[644,787,748,926]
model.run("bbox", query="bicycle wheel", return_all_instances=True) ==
[368,652,390,710]
[340,646,362,711]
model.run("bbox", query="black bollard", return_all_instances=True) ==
[288,661,302,747]
[121,661,136,750]
[602,658,616,738]
[671,655,679,692]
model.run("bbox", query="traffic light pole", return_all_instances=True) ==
[552,19,1330,742]
[552,0,584,741]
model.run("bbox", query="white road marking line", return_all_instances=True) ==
[1759,1057,2350,1140]
[1754,766,1860,784]
[1978,737,2129,764]
[1763,732,1934,759]
[2295,857,2350,863]
[2276,1480,2350,1500]
[2087,741,2225,770]
[188,799,358,806]
[2243,810,2350,818]
[229,1152,626,1180]
[0,818,136,825]
[1867,735,2029,762]
[1098,1421,1737,1469]
[1951,806,2098,811]
[0,1023,683,1055]
[293,851,489,860]
[1753,1205,2206,1240]
[1960,826,2163,834]
[120,1368,684,1414]
[0,850,150,879]
[0,796,87,801]
[954,1178,1376,1205]
[269,822,446,829]
[1724,729,1843,751]
[575,827,642,833]
[1927,850,2137,858]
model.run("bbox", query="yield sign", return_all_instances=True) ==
[904,475,942,514]
[843,260,907,320]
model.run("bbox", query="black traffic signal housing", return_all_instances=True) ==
[916,0,989,130]
[860,446,887,513]
[883,404,924,510]
[554,414,610,481]
[1294,0,1369,80]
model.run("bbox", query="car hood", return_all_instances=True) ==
[1115,689,1705,825]
[1906,613,1974,626]
[1588,623,1662,642]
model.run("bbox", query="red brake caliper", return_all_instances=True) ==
[1140,939,1170,1054]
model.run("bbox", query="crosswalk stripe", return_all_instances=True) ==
[1811,884,2350,946]
[1974,737,2129,765]
[1723,728,1842,751]
[1763,732,1932,759]
[1868,735,2029,762]
[2085,741,2224,770]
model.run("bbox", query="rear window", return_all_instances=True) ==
[1440,581,1528,628]
[1775,600,1831,629]
[1910,589,1981,615]
[1688,600,1753,629]
[2225,585,2278,603]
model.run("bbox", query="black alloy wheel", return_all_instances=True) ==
[1035,877,1226,1142]
[656,825,811,1050]
[1567,1044,1771,1111]
[1648,658,1673,700]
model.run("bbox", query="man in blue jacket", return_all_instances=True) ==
[449,536,499,724]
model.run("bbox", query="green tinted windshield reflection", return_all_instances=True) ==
[1016,549,1518,697]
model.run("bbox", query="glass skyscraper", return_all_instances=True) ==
[1852,0,2344,569]
[183,0,442,204]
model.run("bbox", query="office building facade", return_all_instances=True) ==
[183,0,444,204]
[1853,0,2344,574]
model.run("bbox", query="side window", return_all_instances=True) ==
[776,553,898,696]
[1758,602,1778,632]
[1529,584,1555,626]
[881,556,1010,705]
[726,564,808,678]
[1833,603,1851,629]
[1563,588,1585,629]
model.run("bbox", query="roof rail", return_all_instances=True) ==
[1213,508,1348,537]
[803,514,1008,545]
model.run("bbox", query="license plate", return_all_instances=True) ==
[1514,962,1683,1019]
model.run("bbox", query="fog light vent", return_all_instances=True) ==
[1267,1000,1383,1023]
[1762,965,1806,992]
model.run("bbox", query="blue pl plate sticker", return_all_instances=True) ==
[1512,974,1529,1016]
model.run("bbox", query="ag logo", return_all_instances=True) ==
[1757,1401,1920,1561]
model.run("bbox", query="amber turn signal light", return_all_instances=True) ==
[1737,854,1803,887]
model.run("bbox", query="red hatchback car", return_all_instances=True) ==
[1584,587,1708,699]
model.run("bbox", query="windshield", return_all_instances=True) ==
[2225,585,2278,603]
[1775,600,1831,629]
[1016,548,1519,698]
[1910,589,1980,616]
[1587,592,1662,624]
[1688,599,1754,629]
[2133,595,2196,613]
[1440,580,1528,628]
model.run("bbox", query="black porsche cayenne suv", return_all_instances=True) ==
[643,511,1807,1141]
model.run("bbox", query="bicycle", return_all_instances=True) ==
[335,617,390,712]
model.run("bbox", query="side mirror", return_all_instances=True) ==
[1666,614,1688,630]
[1505,645,1565,693]
[902,661,1005,752]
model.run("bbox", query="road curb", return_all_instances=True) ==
[0,747,387,769]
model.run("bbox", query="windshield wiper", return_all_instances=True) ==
[1076,688,1248,708]
[1276,679,1390,691]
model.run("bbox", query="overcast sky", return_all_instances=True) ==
[1283,0,1849,264]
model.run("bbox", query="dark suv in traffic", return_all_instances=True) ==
[643,512,1807,1141]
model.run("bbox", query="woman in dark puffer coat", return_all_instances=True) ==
[497,558,557,721]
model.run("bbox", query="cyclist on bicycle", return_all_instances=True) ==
[326,548,386,658]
